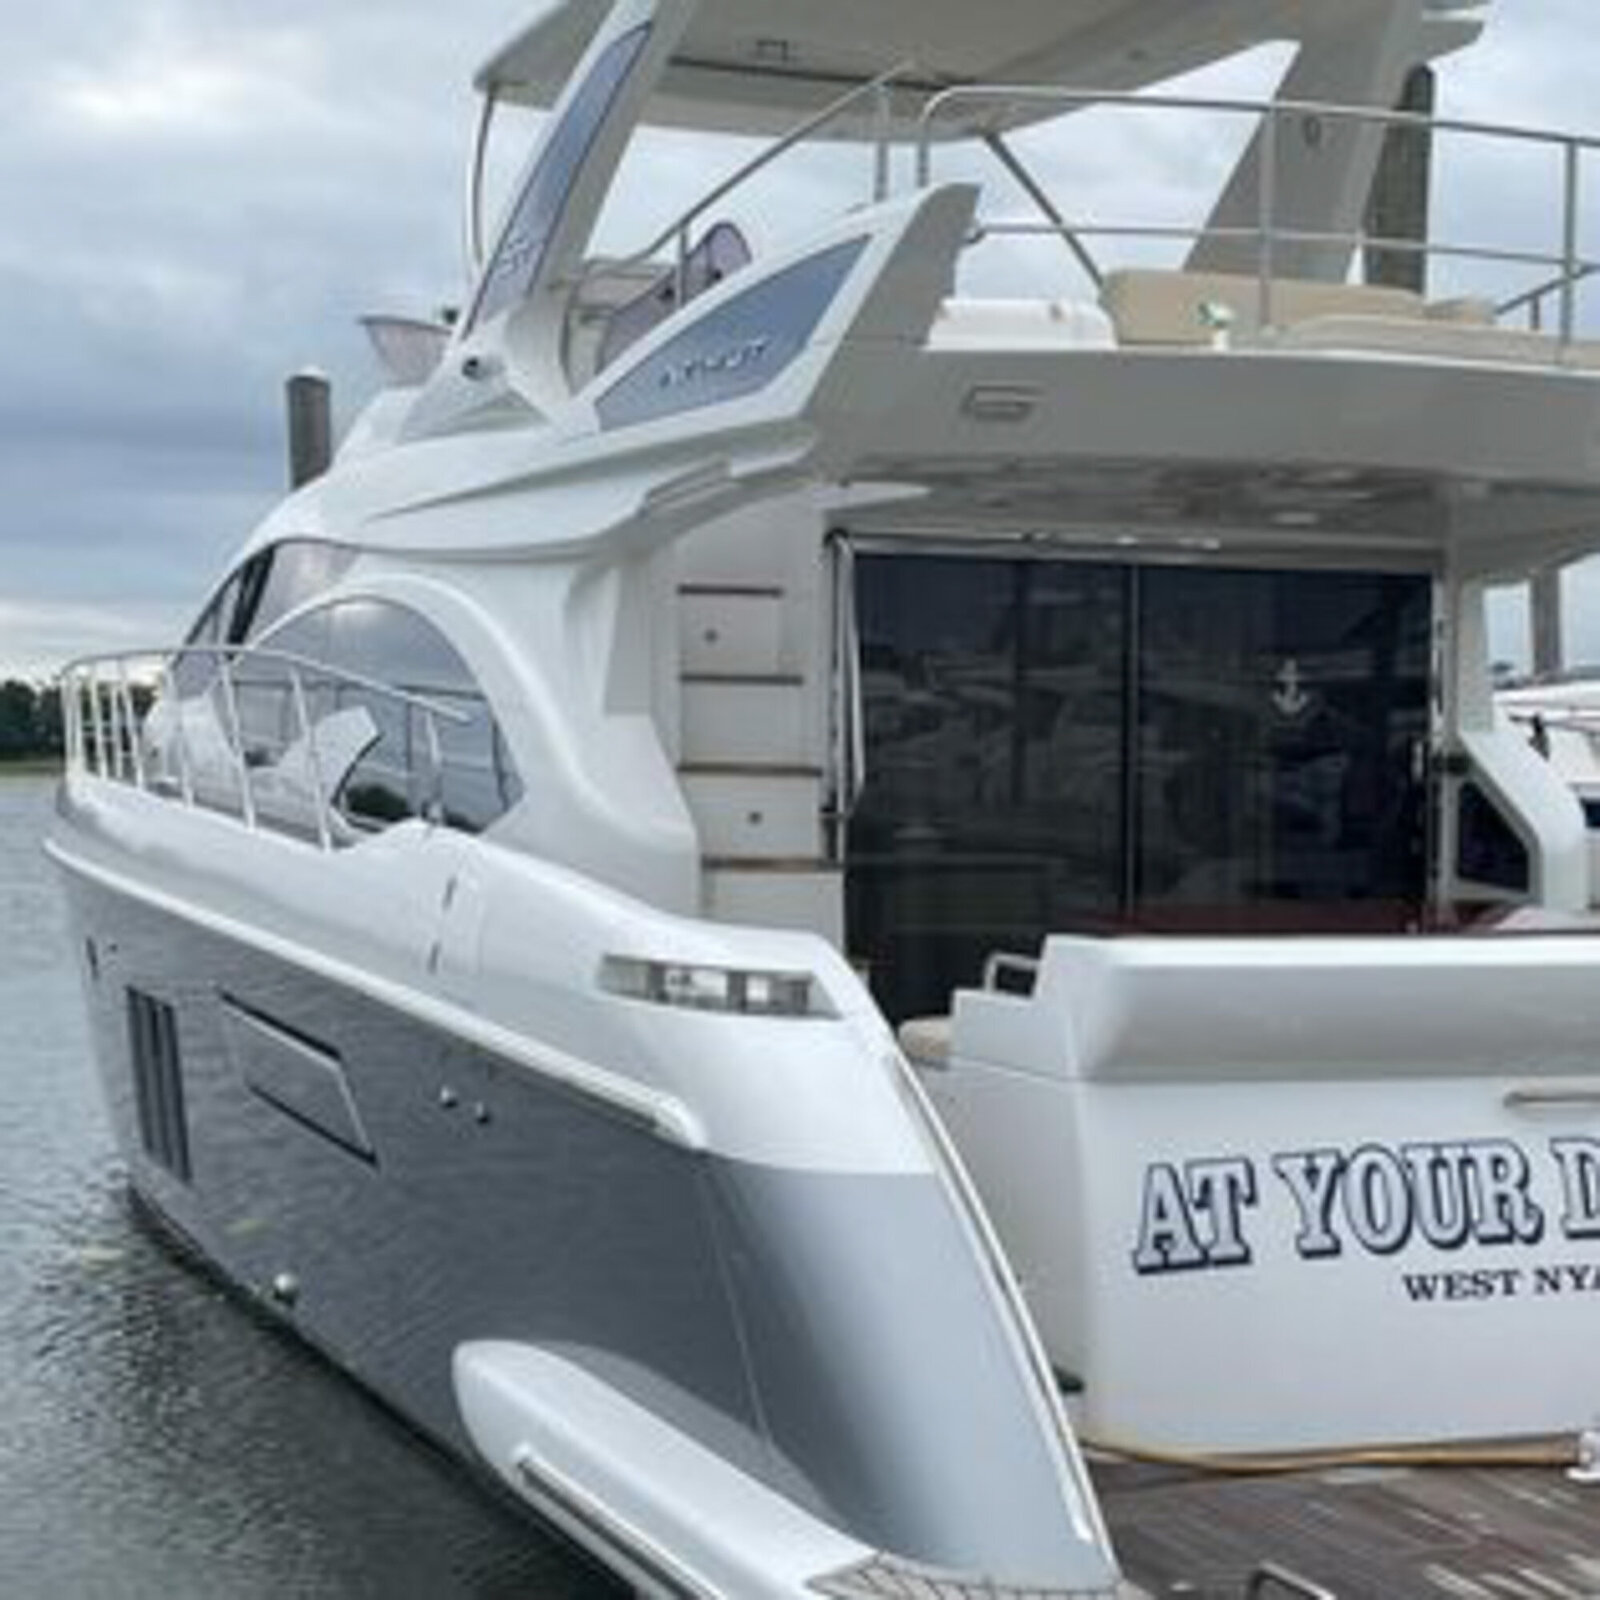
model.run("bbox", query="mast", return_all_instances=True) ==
[1531,569,1565,679]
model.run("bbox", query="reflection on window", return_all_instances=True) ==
[849,556,1433,1021]
[172,570,243,696]
[1135,568,1429,924]
[244,542,356,641]
[848,559,1126,1021]
[234,600,523,838]
[173,541,354,697]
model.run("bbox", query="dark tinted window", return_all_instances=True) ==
[471,23,651,328]
[244,600,522,836]
[849,556,1433,1021]
[847,558,1126,1019]
[1136,567,1430,925]
[1457,782,1530,892]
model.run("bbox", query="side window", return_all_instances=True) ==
[256,599,523,837]
[1456,781,1531,893]
[246,542,356,641]
[172,541,353,695]
[171,569,244,695]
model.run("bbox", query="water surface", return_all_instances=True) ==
[0,773,621,1599]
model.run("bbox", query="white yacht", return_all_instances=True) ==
[1500,672,1600,899]
[45,0,1600,1591]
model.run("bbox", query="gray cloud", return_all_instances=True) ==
[0,0,537,674]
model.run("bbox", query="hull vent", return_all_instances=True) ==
[126,990,192,1183]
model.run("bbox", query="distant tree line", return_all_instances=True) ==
[0,681,65,760]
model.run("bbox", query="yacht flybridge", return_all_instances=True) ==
[48,0,1600,1592]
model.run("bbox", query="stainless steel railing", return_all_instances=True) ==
[576,73,1599,371]
[823,532,866,863]
[61,645,470,852]
[1246,1565,1338,1600]
[575,61,916,323]
[1498,262,1600,330]
[918,86,1600,348]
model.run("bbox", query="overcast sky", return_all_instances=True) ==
[1,0,1596,680]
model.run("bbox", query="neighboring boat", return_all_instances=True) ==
[1500,673,1600,903]
[45,0,1600,1588]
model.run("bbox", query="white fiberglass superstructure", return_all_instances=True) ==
[45,0,1600,1587]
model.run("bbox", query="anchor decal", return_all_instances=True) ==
[1272,658,1311,720]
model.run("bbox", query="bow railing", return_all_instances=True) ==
[61,645,470,851]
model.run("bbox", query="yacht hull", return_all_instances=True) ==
[49,820,1122,1597]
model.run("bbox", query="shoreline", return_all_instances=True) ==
[0,759,61,778]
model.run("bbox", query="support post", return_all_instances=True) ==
[1531,568,1564,680]
[1365,64,1436,293]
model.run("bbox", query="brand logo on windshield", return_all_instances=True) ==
[657,337,773,392]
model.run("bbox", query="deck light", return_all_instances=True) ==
[600,956,831,1018]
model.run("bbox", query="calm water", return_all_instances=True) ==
[0,774,622,1600]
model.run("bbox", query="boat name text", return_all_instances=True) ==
[1132,1136,1600,1275]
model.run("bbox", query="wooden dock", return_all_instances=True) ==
[1093,1454,1600,1598]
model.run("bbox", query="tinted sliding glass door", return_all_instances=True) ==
[847,553,1431,1022]
[1135,567,1430,928]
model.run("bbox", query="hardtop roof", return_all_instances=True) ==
[476,0,1416,138]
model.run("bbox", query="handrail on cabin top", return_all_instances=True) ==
[575,59,917,310]
[917,85,1600,348]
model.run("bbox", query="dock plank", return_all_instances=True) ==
[1091,1460,1600,1598]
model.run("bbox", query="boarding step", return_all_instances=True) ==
[680,763,824,861]
[679,584,785,676]
[681,672,808,766]
[702,858,843,946]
